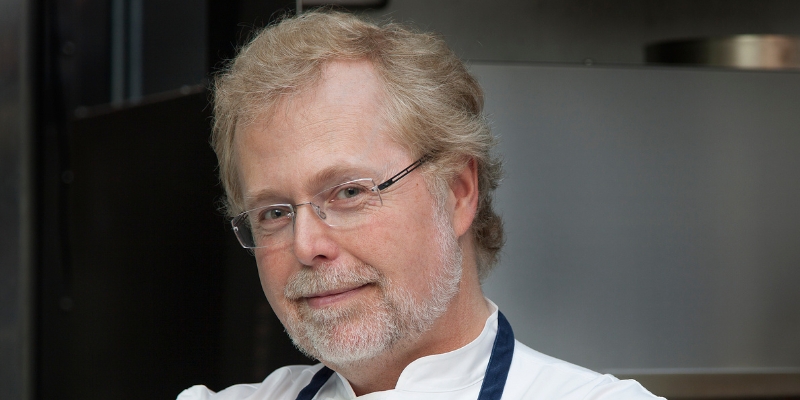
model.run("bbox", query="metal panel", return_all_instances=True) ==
[362,0,800,65]
[0,0,33,399]
[59,91,224,399]
[36,89,311,399]
[473,63,800,396]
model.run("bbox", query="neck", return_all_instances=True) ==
[326,259,491,396]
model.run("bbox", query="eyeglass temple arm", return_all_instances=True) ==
[376,155,430,191]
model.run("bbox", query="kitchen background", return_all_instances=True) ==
[2,0,799,399]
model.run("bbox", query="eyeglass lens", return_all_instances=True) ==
[232,156,428,249]
[233,178,380,248]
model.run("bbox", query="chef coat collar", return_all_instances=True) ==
[333,299,501,397]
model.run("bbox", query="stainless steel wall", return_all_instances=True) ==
[474,62,800,397]
[362,0,800,65]
[0,0,33,399]
[359,2,800,396]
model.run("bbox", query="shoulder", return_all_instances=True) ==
[176,364,323,400]
[505,341,664,400]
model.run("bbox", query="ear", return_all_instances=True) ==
[450,158,480,238]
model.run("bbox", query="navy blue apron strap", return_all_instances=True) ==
[295,366,335,400]
[477,311,515,400]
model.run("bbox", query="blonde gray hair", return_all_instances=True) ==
[212,10,504,279]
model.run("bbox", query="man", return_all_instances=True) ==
[180,10,663,400]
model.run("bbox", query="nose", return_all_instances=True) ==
[291,202,338,266]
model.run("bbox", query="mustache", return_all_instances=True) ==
[284,262,383,300]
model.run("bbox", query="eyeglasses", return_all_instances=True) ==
[232,156,428,249]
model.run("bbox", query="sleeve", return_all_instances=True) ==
[175,383,261,400]
[176,385,214,400]
[175,365,321,400]
[581,375,666,400]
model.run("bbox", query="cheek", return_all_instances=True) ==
[254,250,295,317]
[355,196,443,286]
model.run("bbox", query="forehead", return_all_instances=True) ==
[234,60,410,201]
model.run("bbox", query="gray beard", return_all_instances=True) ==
[281,203,463,366]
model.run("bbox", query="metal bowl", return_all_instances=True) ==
[646,35,800,70]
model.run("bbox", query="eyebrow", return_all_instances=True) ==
[243,163,382,210]
[305,164,373,193]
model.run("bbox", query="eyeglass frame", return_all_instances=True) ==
[231,155,430,249]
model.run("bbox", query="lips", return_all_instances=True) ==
[304,284,369,308]
[306,285,363,299]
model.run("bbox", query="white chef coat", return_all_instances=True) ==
[178,301,664,400]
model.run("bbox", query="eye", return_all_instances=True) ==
[257,206,292,222]
[335,185,366,200]
[318,179,377,210]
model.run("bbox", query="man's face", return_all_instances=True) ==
[234,60,463,365]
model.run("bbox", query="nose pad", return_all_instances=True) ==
[293,202,327,224]
[313,204,327,220]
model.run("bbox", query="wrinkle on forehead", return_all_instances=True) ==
[234,60,409,203]
[274,60,387,152]
[233,59,382,147]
